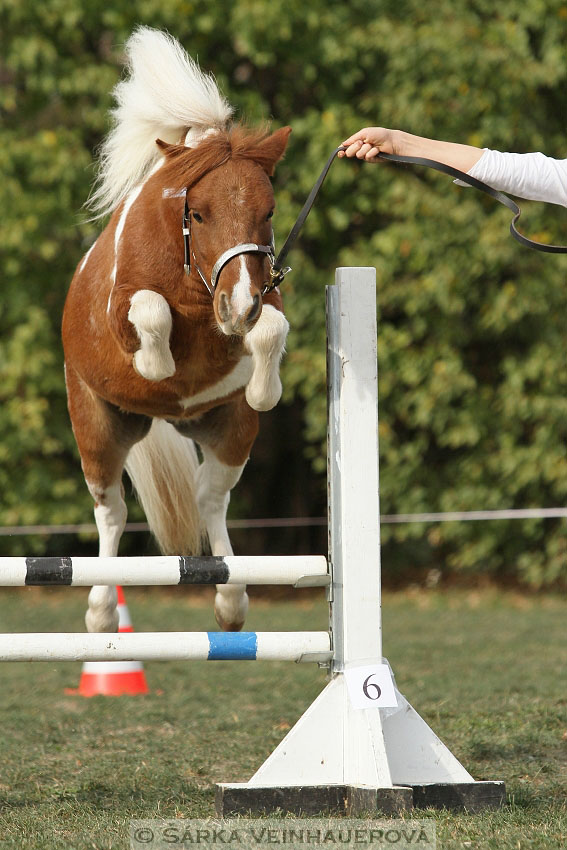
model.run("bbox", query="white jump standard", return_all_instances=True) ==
[0,269,504,815]
[216,268,504,816]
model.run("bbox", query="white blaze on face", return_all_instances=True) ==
[229,255,254,319]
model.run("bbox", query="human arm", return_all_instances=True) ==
[461,149,567,207]
[339,127,567,207]
[339,127,483,172]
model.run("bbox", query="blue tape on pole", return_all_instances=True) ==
[207,632,258,660]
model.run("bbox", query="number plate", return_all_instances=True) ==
[344,663,398,710]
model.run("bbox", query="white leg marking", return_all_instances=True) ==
[196,447,243,556]
[128,289,176,381]
[85,482,126,633]
[196,448,249,630]
[244,304,289,411]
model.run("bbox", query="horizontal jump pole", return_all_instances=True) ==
[0,555,329,588]
[0,631,332,664]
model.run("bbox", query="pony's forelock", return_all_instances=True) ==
[159,125,282,193]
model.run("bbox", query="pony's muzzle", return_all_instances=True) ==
[218,291,262,335]
[247,293,261,323]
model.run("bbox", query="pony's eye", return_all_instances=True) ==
[266,210,274,221]
[192,211,203,223]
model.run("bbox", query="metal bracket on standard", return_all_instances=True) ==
[295,651,333,665]
[293,574,331,588]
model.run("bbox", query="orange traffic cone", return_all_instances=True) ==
[66,586,149,696]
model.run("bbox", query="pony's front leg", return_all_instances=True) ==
[127,289,176,381]
[85,481,126,632]
[196,446,248,631]
[244,304,289,411]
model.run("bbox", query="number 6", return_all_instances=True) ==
[362,674,382,700]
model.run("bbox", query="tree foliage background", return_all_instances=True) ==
[1,0,566,586]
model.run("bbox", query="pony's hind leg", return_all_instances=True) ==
[172,399,259,631]
[197,445,248,630]
[85,479,126,633]
[65,364,151,632]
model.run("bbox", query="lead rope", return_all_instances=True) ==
[378,151,567,255]
[269,145,567,284]
[269,146,349,284]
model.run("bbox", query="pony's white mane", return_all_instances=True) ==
[88,27,233,218]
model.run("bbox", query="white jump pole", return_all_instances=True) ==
[217,268,504,816]
[0,631,331,664]
[0,555,329,588]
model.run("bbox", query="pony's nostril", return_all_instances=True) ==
[247,294,261,323]
[218,292,231,322]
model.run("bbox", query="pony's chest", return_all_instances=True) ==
[176,354,254,411]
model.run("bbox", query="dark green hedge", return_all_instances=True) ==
[1,0,565,584]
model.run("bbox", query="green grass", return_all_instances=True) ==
[0,587,565,849]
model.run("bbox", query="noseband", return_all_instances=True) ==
[182,196,290,298]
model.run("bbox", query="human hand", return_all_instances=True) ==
[338,127,397,162]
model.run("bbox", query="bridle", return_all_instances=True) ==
[182,143,566,299]
[182,195,290,298]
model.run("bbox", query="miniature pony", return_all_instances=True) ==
[62,27,291,633]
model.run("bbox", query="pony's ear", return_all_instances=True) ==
[156,139,186,157]
[257,127,292,175]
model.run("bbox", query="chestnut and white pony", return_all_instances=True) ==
[62,28,291,633]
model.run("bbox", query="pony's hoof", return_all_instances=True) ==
[214,589,249,632]
[133,348,176,382]
[85,608,120,634]
[245,379,282,412]
[214,611,245,632]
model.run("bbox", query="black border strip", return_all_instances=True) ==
[25,557,73,585]
[178,556,230,584]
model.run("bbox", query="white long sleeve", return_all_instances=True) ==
[462,149,567,207]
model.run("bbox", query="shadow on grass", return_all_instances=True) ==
[0,779,215,812]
